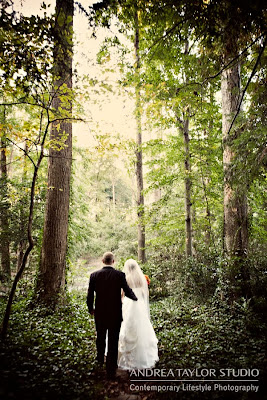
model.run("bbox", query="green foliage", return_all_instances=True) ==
[248,181,267,250]
[151,295,266,399]
[1,288,266,400]
[0,1,53,96]
[0,1,266,367]
[0,104,48,277]
[68,144,138,267]
[143,248,267,315]
[134,14,224,257]
[0,1,82,287]
[0,291,100,399]
[244,252,267,313]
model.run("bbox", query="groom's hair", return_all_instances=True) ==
[102,252,114,265]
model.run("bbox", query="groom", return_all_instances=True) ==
[87,252,138,378]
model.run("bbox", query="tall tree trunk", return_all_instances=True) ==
[17,141,28,273]
[180,39,192,258]
[112,174,116,211]
[221,51,248,257]
[134,9,146,263]
[205,181,211,245]
[0,104,11,282]
[221,42,250,299]
[183,117,192,257]
[36,0,73,306]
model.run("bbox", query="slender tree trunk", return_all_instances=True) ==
[221,42,250,299]
[112,174,116,211]
[2,162,41,339]
[0,104,11,282]
[36,0,73,306]
[1,118,49,340]
[131,176,136,220]
[176,114,193,257]
[181,39,192,258]
[134,9,146,263]
[221,51,248,257]
[205,179,211,245]
[17,141,28,273]
[204,88,216,247]
[183,117,192,257]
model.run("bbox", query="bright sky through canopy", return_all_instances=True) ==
[12,0,136,147]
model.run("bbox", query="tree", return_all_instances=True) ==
[1,106,50,339]
[134,8,146,263]
[177,40,192,258]
[221,43,249,257]
[92,0,147,262]
[16,140,29,273]
[35,0,74,307]
[138,12,222,257]
[0,104,11,282]
[0,1,57,336]
[136,0,266,299]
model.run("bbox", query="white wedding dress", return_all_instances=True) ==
[118,260,158,370]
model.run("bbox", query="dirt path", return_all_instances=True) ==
[68,256,103,291]
[86,256,103,272]
[92,367,152,400]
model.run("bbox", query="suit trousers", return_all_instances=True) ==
[95,318,121,375]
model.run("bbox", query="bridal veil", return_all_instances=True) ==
[118,259,158,370]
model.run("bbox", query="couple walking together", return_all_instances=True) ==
[87,252,158,379]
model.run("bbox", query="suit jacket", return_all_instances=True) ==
[87,266,138,325]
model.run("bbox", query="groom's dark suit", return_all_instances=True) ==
[87,266,137,376]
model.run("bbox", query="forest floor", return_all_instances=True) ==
[1,279,267,400]
[90,367,151,400]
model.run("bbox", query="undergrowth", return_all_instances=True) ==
[148,296,267,399]
[0,288,266,400]
[0,292,99,400]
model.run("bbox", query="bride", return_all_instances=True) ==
[118,259,158,370]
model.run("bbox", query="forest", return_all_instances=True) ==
[0,0,266,399]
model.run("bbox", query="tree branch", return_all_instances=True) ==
[1,116,49,340]
[5,137,36,167]
[203,33,266,84]
[226,34,267,137]
[173,33,266,93]
[49,116,84,124]
[0,100,49,109]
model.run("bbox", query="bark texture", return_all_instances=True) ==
[222,51,248,257]
[36,0,73,306]
[181,40,192,258]
[17,141,28,273]
[183,117,192,257]
[0,105,11,282]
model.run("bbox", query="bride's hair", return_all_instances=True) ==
[124,259,150,316]
[124,259,148,289]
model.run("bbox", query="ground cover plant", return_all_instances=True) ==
[1,282,266,400]
[151,296,267,399]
